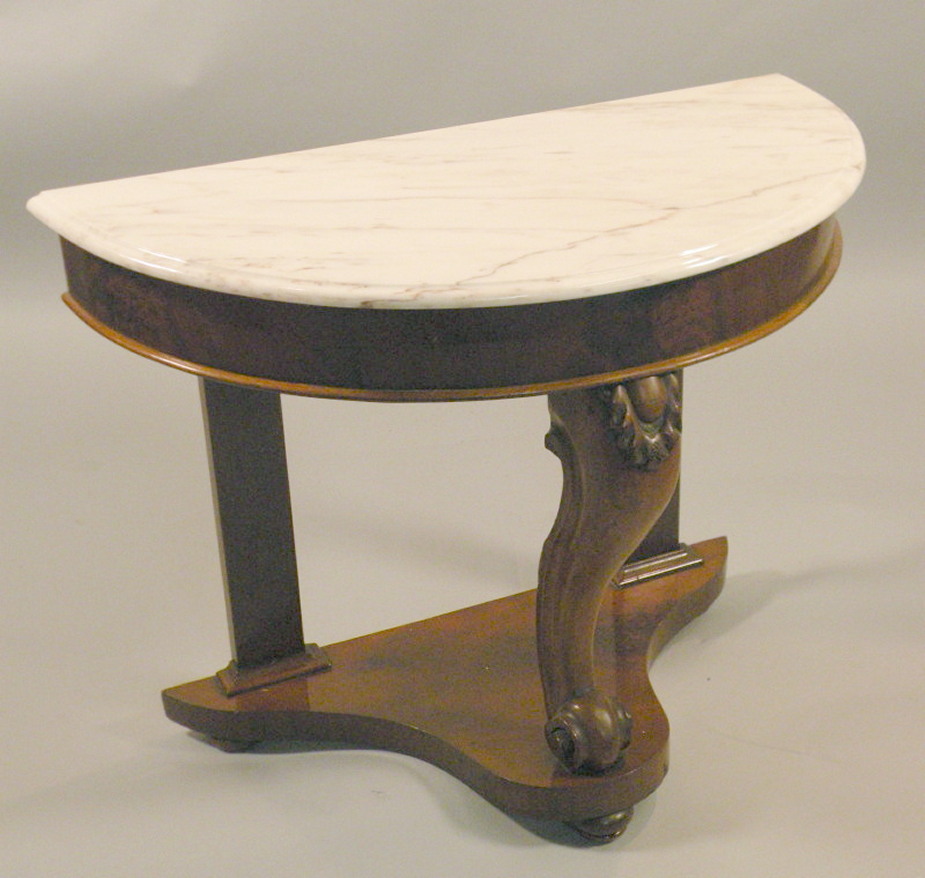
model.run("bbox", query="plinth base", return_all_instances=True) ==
[163,537,726,834]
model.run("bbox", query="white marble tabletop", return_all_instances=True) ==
[28,75,863,309]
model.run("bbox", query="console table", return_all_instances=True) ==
[29,74,863,841]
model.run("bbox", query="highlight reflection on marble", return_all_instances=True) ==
[28,75,864,309]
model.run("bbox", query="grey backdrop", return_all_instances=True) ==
[3,3,923,876]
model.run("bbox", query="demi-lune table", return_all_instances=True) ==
[29,74,863,841]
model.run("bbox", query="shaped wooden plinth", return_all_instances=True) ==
[163,536,726,835]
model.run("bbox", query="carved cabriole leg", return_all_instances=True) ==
[538,372,681,774]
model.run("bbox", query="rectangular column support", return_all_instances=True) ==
[628,484,680,562]
[619,370,703,584]
[200,378,306,672]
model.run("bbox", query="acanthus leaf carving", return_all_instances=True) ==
[598,372,681,471]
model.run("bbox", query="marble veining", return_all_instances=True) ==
[28,75,864,309]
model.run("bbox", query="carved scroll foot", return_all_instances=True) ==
[544,690,632,774]
[538,373,681,774]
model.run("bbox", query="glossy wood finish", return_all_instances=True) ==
[200,378,303,669]
[537,374,682,774]
[200,378,331,693]
[60,219,839,401]
[53,206,845,839]
[163,537,726,827]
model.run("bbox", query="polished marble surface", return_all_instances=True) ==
[28,75,863,308]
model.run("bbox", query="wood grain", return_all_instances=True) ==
[537,375,683,774]
[163,537,726,824]
[60,219,840,401]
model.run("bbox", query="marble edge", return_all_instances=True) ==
[27,74,866,310]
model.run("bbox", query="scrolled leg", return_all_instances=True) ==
[545,690,633,774]
[538,372,681,774]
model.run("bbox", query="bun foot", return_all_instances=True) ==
[206,737,259,753]
[569,808,634,842]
